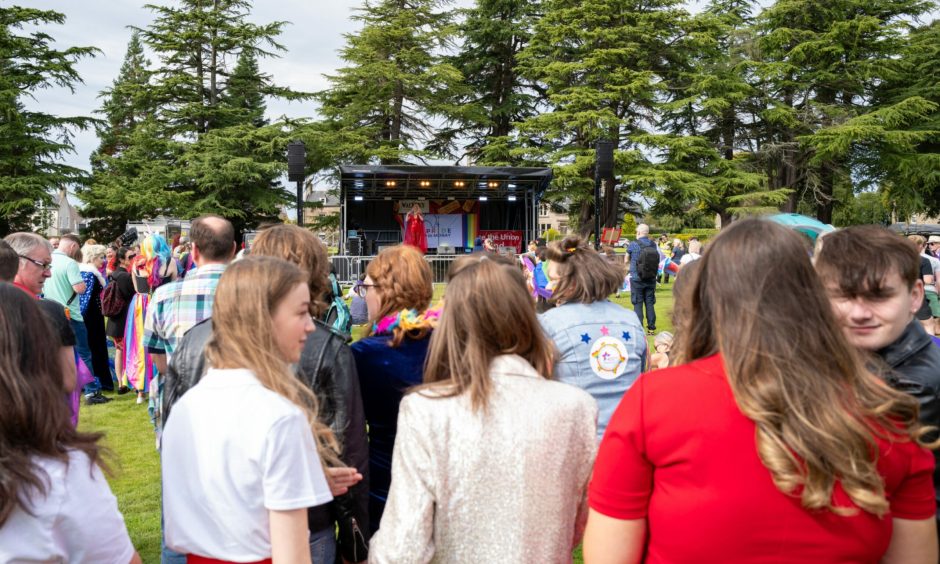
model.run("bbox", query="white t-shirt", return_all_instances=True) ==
[0,450,135,564]
[680,252,701,266]
[162,368,332,560]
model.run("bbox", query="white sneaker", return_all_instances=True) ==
[136,394,144,404]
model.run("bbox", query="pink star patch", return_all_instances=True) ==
[600,326,610,336]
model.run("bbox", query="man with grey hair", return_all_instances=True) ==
[626,223,659,334]
[3,234,77,393]
[45,233,110,404]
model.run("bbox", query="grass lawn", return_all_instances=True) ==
[80,285,677,563]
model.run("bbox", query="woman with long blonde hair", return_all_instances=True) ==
[585,219,938,563]
[370,254,597,562]
[161,257,336,563]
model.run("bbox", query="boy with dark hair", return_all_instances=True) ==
[815,224,940,531]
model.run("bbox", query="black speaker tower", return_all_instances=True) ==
[594,139,615,249]
[287,141,306,226]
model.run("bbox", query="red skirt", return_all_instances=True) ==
[187,555,272,564]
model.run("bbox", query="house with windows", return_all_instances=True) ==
[537,202,571,236]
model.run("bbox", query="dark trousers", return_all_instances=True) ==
[631,279,657,331]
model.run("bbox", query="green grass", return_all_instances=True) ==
[79,392,162,562]
[80,285,676,563]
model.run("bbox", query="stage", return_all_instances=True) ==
[338,165,553,257]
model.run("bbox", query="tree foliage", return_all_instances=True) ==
[0,6,98,235]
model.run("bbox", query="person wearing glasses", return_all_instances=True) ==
[2,233,77,398]
[106,247,137,394]
[351,245,437,534]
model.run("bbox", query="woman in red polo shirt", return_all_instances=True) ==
[585,219,938,563]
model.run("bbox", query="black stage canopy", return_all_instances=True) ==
[339,165,552,200]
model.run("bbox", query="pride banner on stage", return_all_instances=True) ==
[424,214,465,248]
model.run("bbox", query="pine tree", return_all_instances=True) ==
[140,0,301,137]
[219,50,267,128]
[435,0,544,164]
[753,0,933,223]
[83,0,308,237]
[654,0,783,227]
[316,0,462,164]
[0,7,98,235]
[80,31,155,240]
[517,0,695,237]
[869,20,940,217]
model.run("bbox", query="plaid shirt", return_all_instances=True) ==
[144,264,226,357]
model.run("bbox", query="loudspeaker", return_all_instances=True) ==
[596,139,615,178]
[347,236,361,256]
[287,141,306,182]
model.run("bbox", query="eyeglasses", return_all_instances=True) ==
[354,283,378,298]
[18,254,52,271]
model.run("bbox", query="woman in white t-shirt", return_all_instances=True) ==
[0,283,140,564]
[162,256,344,563]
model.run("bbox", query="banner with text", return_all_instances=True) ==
[479,230,524,253]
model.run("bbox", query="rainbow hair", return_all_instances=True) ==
[133,234,172,288]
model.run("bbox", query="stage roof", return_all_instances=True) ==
[339,165,552,200]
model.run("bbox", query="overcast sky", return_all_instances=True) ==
[22,0,398,172]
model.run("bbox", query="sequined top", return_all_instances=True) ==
[370,354,598,564]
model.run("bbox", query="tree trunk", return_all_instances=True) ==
[577,199,594,239]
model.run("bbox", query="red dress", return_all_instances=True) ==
[590,354,936,563]
[404,212,427,254]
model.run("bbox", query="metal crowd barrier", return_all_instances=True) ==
[330,254,474,284]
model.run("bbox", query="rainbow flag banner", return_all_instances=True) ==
[463,214,479,247]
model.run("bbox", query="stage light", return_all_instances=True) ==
[354,195,364,201]
[418,197,426,201]
[507,195,517,202]
[384,196,392,200]
[454,180,465,187]
[419,180,431,188]
[487,181,499,188]
[385,180,396,187]
[479,196,488,201]
[447,196,456,200]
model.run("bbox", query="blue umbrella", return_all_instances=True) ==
[766,213,835,242]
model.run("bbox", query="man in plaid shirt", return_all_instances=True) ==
[144,215,235,426]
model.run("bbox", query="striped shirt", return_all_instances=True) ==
[143,264,226,358]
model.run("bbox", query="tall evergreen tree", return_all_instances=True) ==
[0,6,98,235]
[316,0,462,164]
[81,31,156,240]
[517,0,694,237]
[140,0,301,137]
[83,0,308,236]
[753,0,933,222]
[654,0,782,227]
[435,0,544,164]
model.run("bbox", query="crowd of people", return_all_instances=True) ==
[0,216,938,563]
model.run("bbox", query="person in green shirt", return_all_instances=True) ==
[45,234,110,404]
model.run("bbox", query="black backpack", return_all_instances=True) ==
[636,240,660,282]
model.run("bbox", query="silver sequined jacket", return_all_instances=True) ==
[370,354,598,564]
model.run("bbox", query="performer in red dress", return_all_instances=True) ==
[403,203,428,254]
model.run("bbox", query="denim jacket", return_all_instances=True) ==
[539,300,647,439]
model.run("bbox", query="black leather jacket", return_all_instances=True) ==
[164,317,371,556]
[876,320,940,519]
